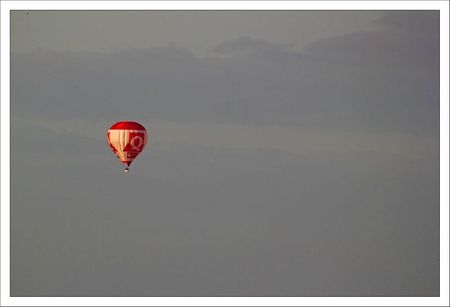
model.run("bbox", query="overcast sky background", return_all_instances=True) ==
[11,11,439,296]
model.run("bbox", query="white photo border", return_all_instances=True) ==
[1,1,448,306]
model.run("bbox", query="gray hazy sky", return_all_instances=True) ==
[11,11,439,297]
[11,11,384,55]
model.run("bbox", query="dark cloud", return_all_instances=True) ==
[375,11,440,33]
[303,12,439,71]
[12,20,439,136]
[212,36,289,56]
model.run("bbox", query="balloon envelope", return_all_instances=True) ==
[107,121,148,168]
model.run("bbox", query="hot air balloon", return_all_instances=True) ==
[107,121,148,173]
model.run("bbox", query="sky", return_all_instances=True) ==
[10,10,440,296]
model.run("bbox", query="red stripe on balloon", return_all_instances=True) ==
[108,121,146,131]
